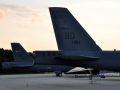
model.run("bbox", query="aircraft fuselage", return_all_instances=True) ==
[34,51,120,72]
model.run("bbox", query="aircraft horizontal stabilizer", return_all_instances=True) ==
[55,55,99,61]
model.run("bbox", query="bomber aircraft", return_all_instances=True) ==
[2,43,95,76]
[3,7,118,80]
[48,7,120,79]
[2,43,74,76]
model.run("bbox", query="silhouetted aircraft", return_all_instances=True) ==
[49,7,120,79]
[2,43,74,76]
[2,42,97,76]
[3,7,119,80]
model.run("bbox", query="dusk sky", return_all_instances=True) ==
[0,0,120,51]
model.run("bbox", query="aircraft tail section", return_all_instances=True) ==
[49,7,101,51]
[11,43,34,66]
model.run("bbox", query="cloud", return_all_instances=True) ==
[0,4,56,51]
[0,4,43,23]
[0,5,8,19]
[0,4,49,29]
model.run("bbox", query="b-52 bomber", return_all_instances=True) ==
[49,7,120,75]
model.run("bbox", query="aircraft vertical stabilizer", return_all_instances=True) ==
[11,43,34,66]
[49,7,101,51]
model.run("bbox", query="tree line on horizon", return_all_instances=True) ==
[0,48,13,63]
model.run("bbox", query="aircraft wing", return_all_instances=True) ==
[55,55,99,61]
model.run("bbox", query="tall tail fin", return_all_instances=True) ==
[11,43,34,66]
[49,7,101,51]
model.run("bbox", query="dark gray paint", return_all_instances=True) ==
[48,7,120,72]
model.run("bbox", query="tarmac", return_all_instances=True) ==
[0,74,120,90]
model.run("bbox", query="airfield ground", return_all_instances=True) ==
[0,74,120,90]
